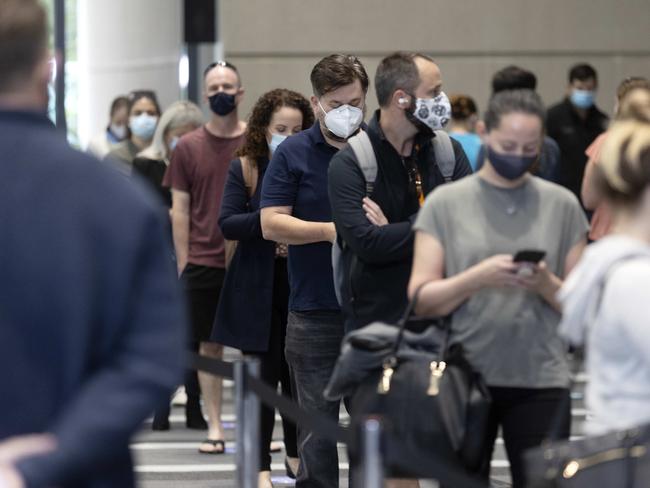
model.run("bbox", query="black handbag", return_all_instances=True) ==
[523,423,650,487]
[326,287,492,478]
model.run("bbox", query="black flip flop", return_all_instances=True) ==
[198,439,225,454]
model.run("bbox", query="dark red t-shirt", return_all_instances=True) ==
[163,126,245,269]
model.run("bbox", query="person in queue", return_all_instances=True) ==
[212,88,314,488]
[408,89,589,488]
[328,52,471,334]
[87,95,129,158]
[448,94,482,170]
[260,54,369,488]
[475,65,562,183]
[580,77,650,241]
[106,90,161,167]
[547,63,609,203]
[559,92,650,435]
[163,61,247,454]
[133,100,204,209]
[131,100,205,432]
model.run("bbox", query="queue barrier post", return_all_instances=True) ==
[354,416,384,488]
[234,357,261,488]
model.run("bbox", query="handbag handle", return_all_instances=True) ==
[390,282,450,358]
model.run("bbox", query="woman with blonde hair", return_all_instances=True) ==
[559,92,650,435]
[132,100,205,432]
[133,100,204,207]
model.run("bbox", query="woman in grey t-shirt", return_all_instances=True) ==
[409,90,588,487]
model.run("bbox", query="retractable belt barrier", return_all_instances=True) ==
[189,352,488,488]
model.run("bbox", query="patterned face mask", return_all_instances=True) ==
[408,91,452,133]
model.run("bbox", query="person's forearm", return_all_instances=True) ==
[171,211,190,274]
[538,272,563,313]
[261,213,334,245]
[414,266,483,317]
[581,158,601,210]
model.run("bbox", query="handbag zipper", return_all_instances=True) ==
[562,445,647,479]
[377,358,397,394]
[427,361,447,396]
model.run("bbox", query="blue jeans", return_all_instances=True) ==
[285,310,344,488]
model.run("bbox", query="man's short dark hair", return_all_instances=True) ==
[0,0,48,93]
[569,63,598,84]
[203,60,241,86]
[492,65,537,94]
[310,54,369,98]
[375,52,435,108]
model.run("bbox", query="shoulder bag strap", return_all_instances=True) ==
[348,131,378,196]
[432,130,455,182]
[390,282,448,356]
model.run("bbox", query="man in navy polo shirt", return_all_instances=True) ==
[260,54,369,488]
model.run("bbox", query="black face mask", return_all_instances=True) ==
[209,92,237,116]
[487,146,538,180]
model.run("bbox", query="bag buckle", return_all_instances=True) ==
[427,361,447,396]
[377,357,397,395]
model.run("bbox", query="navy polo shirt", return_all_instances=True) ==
[261,122,340,312]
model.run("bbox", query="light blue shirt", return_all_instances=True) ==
[449,132,482,171]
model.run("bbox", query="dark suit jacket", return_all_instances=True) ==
[212,158,279,351]
[0,110,185,487]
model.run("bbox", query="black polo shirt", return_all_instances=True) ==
[260,122,341,312]
[547,98,608,202]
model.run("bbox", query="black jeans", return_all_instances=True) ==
[285,309,344,488]
[243,258,297,471]
[479,387,571,488]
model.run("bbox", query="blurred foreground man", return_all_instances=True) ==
[0,1,186,486]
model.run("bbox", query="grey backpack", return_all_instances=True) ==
[332,130,455,305]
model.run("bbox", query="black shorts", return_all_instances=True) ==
[181,264,225,342]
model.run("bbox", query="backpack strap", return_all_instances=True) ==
[347,131,378,196]
[432,130,455,182]
[240,156,259,198]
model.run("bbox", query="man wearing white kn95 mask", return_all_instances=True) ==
[260,54,369,488]
[329,52,472,335]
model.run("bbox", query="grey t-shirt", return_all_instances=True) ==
[414,174,589,388]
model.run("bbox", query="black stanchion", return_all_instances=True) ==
[234,358,260,488]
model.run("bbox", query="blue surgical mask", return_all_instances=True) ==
[129,114,157,140]
[487,146,538,180]
[570,89,596,109]
[268,133,288,155]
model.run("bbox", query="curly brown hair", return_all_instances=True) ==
[237,88,314,162]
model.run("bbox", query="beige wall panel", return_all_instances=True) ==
[221,0,650,55]
[223,0,649,121]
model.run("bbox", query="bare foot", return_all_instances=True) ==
[386,480,420,488]
[258,470,273,488]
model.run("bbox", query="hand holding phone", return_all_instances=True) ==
[513,249,546,264]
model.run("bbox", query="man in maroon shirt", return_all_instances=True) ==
[163,61,246,454]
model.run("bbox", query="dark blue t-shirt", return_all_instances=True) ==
[260,122,340,312]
